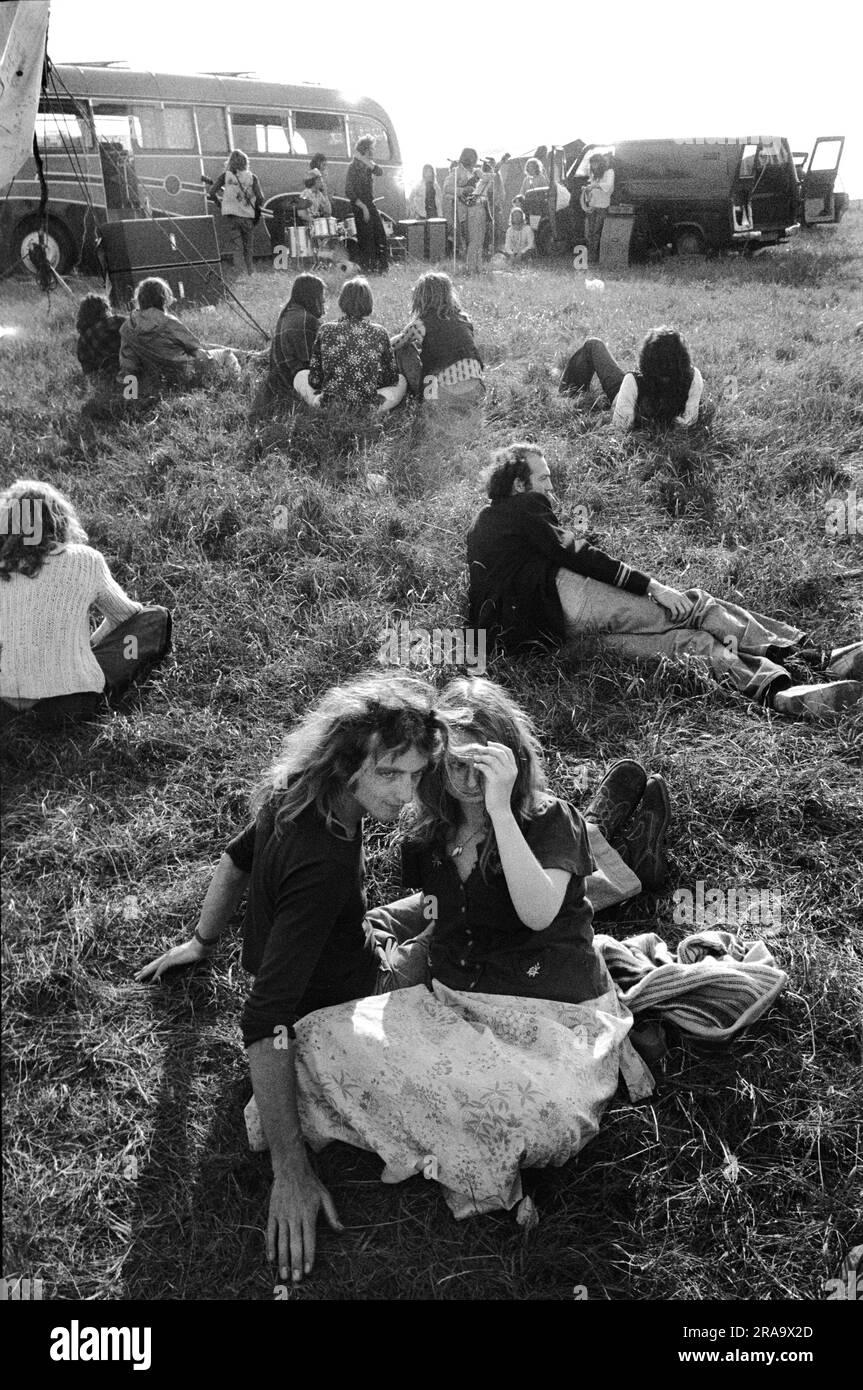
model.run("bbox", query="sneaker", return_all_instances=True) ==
[772,680,863,717]
[615,774,671,891]
[582,759,647,841]
[826,641,863,681]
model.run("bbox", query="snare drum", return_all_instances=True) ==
[343,215,357,239]
[288,226,311,258]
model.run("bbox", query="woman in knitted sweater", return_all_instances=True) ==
[0,481,170,725]
[391,272,484,414]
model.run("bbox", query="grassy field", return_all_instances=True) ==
[1,217,861,1303]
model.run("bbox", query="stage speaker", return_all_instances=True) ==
[600,207,635,269]
[426,218,447,261]
[99,215,225,306]
[397,219,426,259]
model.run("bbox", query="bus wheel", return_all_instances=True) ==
[16,219,75,276]
[673,229,704,257]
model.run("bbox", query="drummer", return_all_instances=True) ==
[301,171,335,256]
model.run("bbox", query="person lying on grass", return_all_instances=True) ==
[467,442,863,717]
[559,325,704,432]
[0,480,171,728]
[117,276,242,398]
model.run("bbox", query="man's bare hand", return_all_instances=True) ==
[648,580,693,621]
[135,937,210,982]
[268,1164,343,1284]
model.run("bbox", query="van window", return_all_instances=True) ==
[35,109,92,154]
[347,114,392,161]
[292,111,347,159]
[739,143,758,177]
[809,138,843,171]
[196,107,229,154]
[92,105,140,151]
[231,112,291,154]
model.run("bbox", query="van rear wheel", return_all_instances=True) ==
[16,218,75,276]
[673,229,705,257]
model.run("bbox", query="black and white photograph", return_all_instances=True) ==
[1,0,860,1346]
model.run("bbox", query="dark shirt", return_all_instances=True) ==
[228,804,376,1048]
[420,314,482,377]
[467,491,651,653]
[77,315,124,374]
[400,798,603,1003]
[344,157,381,209]
[425,182,438,219]
[268,302,321,394]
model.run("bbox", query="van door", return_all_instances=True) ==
[801,136,845,223]
[741,138,798,242]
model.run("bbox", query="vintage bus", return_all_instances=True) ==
[2,64,405,273]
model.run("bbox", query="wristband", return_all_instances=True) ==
[193,928,217,951]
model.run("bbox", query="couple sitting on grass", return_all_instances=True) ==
[467,443,863,718]
[255,270,484,421]
[137,672,670,1277]
[76,279,242,399]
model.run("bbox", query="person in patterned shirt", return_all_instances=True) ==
[307,276,406,414]
[75,293,125,379]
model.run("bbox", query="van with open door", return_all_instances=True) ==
[793,136,847,225]
[559,136,802,257]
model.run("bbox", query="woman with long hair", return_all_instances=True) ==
[391,271,484,414]
[0,480,171,725]
[257,273,325,412]
[559,324,704,430]
[207,147,264,276]
[137,671,448,1282]
[583,152,615,265]
[75,291,124,379]
[519,156,546,196]
[307,276,406,414]
[407,163,442,220]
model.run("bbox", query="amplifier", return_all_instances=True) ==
[426,218,447,261]
[107,261,224,311]
[99,215,225,307]
[397,219,426,259]
[99,215,220,271]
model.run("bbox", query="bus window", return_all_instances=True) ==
[196,107,229,154]
[35,108,93,153]
[92,104,141,151]
[160,107,196,151]
[231,112,290,154]
[292,111,347,159]
[347,114,391,161]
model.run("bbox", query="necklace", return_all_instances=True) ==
[449,824,485,859]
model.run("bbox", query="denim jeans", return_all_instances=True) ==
[223,214,254,275]
[587,207,607,264]
[556,572,802,701]
[560,337,626,400]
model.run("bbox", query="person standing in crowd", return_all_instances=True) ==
[583,152,614,265]
[307,276,406,414]
[466,158,495,275]
[443,148,478,257]
[466,443,863,717]
[345,136,388,275]
[0,480,172,727]
[519,157,546,196]
[408,164,443,220]
[75,292,125,381]
[208,149,264,277]
[503,206,535,266]
[559,326,703,431]
[391,271,484,415]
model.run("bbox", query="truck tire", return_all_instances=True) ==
[16,217,75,276]
[673,228,705,257]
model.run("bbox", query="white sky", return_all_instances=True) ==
[45,0,861,195]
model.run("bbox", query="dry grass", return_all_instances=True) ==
[1,218,861,1302]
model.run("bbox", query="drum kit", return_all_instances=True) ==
[286,210,358,268]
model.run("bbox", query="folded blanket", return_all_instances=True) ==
[594,930,788,1042]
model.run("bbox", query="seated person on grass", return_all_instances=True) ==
[559,325,703,432]
[307,276,406,416]
[0,480,171,728]
[254,273,325,414]
[503,207,535,265]
[118,277,241,397]
[390,271,484,413]
[75,292,125,381]
[467,442,863,718]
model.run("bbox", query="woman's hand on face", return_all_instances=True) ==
[468,741,519,819]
